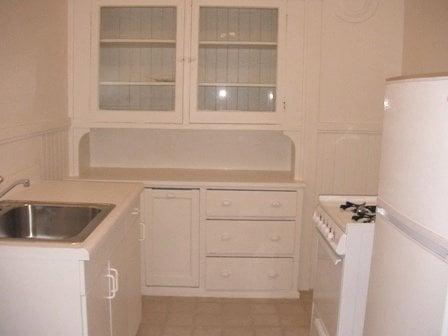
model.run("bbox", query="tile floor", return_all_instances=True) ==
[137,292,312,336]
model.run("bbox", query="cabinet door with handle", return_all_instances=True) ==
[109,242,129,336]
[85,261,113,336]
[144,188,200,287]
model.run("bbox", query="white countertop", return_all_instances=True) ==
[0,180,143,260]
[74,167,305,189]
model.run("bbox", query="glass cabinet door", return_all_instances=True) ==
[90,0,184,123]
[189,0,286,125]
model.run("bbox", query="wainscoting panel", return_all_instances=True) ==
[0,128,68,187]
[316,132,382,195]
[42,129,69,180]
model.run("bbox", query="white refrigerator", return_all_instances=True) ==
[364,76,448,336]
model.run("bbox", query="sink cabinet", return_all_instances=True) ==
[0,196,142,336]
[85,200,142,336]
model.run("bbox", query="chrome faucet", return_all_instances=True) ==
[0,178,31,198]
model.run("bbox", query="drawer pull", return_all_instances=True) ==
[271,201,282,208]
[221,200,232,207]
[166,192,176,199]
[270,235,281,242]
[131,208,140,216]
[267,270,278,279]
[220,233,231,241]
[220,270,231,278]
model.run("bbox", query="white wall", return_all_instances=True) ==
[299,0,404,289]
[0,0,69,185]
[402,0,448,75]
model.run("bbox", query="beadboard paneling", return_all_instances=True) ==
[42,129,69,180]
[316,132,382,195]
[0,129,68,188]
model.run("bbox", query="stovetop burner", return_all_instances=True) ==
[340,201,376,223]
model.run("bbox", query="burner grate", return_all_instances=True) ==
[340,201,376,223]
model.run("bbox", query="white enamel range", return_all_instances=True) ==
[311,195,377,336]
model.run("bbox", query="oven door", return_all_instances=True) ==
[312,229,344,336]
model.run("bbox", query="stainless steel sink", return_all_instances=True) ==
[0,201,115,243]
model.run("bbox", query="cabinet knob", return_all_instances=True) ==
[220,233,231,241]
[221,200,232,207]
[220,270,231,278]
[270,235,281,242]
[271,201,282,208]
[267,270,278,279]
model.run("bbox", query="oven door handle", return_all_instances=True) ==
[315,228,343,265]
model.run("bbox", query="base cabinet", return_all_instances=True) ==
[142,187,303,297]
[144,189,200,287]
[85,260,112,336]
[85,201,142,336]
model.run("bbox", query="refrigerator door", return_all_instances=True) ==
[379,77,448,238]
[365,76,448,336]
[364,215,448,336]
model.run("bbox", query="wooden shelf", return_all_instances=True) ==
[199,41,277,47]
[100,81,175,86]
[100,38,176,45]
[199,83,276,88]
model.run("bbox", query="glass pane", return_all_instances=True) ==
[100,85,175,111]
[99,7,177,111]
[197,7,278,112]
[198,86,276,112]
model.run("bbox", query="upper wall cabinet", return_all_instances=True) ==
[90,0,185,123]
[73,0,303,127]
[189,0,287,125]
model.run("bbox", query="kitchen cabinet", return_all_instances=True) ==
[0,182,143,336]
[85,260,112,336]
[189,0,287,125]
[204,189,296,292]
[144,188,200,287]
[85,202,142,336]
[73,0,299,126]
[140,186,303,297]
[90,0,185,123]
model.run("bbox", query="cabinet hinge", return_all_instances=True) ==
[282,100,287,111]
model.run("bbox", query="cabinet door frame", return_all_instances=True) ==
[89,0,186,124]
[188,0,288,125]
[144,189,200,287]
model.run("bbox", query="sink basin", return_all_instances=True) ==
[0,201,115,243]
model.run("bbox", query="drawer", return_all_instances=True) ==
[206,190,297,219]
[205,257,293,291]
[206,220,295,255]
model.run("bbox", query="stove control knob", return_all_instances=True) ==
[327,232,335,241]
[320,221,327,231]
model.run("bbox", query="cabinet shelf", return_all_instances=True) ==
[100,38,176,45]
[199,82,276,88]
[100,81,175,86]
[199,41,277,47]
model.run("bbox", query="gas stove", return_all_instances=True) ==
[313,195,377,255]
[312,195,377,336]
